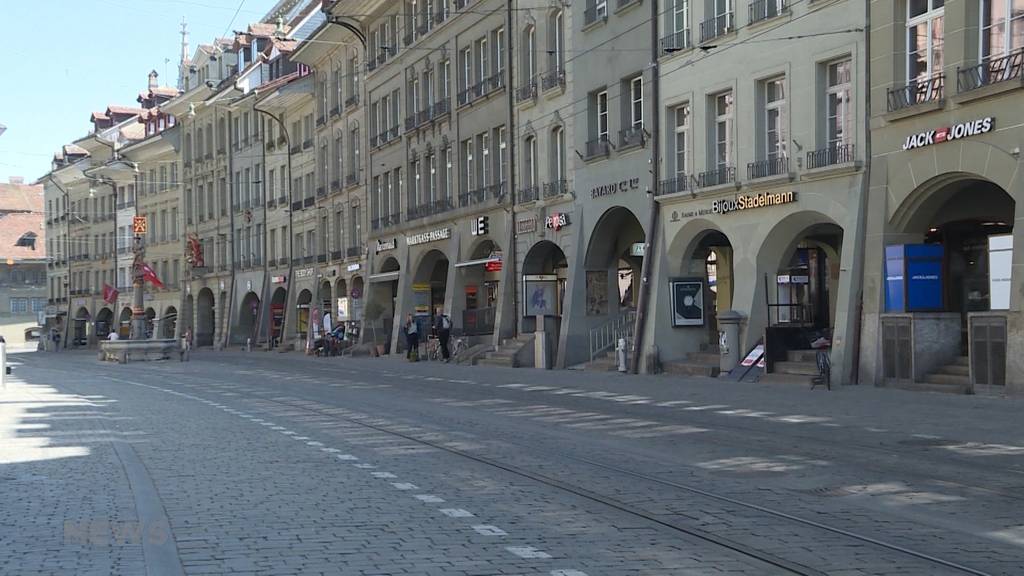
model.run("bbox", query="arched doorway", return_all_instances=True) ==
[118,307,132,339]
[522,240,568,333]
[368,259,399,344]
[318,280,332,332]
[144,308,156,339]
[95,308,114,340]
[270,287,287,347]
[887,175,1014,386]
[162,306,177,339]
[584,207,645,319]
[196,288,215,347]
[350,276,365,343]
[296,289,313,343]
[460,240,502,335]
[683,230,735,349]
[73,307,91,346]
[238,292,260,345]
[412,250,450,327]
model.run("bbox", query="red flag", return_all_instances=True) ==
[141,263,165,289]
[102,283,119,304]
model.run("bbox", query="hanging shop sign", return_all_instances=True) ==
[347,263,361,272]
[630,242,646,257]
[902,117,994,151]
[517,217,537,234]
[295,267,315,279]
[132,216,148,235]
[545,212,570,231]
[407,227,451,246]
[712,191,797,215]
[375,238,397,253]
[591,177,641,199]
[337,297,350,321]
[271,275,287,284]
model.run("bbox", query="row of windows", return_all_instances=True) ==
[9,298,46,314]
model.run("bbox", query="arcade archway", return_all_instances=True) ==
[459,240,502,335]
[296,289,313,340]
[196,288,215,347]
[144,307,156,339]
[118,306,132,339]
[412,250,449,320]
[95,308,114,340]
[238,292,260,345]
[74,306,91,345]
[584,207,645,318]
[270,287,287,347]
[162,306,177,339]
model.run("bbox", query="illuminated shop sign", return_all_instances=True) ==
[407,227,451,246]
[902,117,994,151]
[712,191,797,215]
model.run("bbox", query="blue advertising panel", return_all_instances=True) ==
[884,245,906,312]
[905,244,944,311]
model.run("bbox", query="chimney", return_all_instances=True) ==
[149,70,159,90]
[8,176,25,185]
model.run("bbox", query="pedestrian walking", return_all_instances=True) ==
[180,327,192,362]
[434,308,452,362]
[52,329,61,352]
[405,313,419,361]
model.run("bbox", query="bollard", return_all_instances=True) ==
[616,337,628,373]
[246,337,252,352]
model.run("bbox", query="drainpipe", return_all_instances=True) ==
[506,0,518,340]
[848,1,872,385]
[258,102,271,350]
[47,175,74,349]
[630,1,662,374]
[254,102,294,351]
[225,107,238,349]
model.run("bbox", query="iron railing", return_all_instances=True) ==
[957,49,1024,92]
[346,246,362,258]
[656,175,692,196]
[749,0,785,24]
[543,179,569,198]
[516,79,538,103]
[619,126,645,148]
[589,310,636,362]
[747,156,788,179]
[806,143,855,169]
[518,185,539,203]
[887,74,944,112]
[661,29,691,54]
[697,166,736,187]
[699,12,734,43]
[541,67,565,91]
[407,197,455,220]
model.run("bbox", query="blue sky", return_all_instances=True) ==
[0,0,277,183]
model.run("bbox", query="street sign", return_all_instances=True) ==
[132,216,148,234]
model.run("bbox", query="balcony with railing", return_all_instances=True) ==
[543,179,569,198]
[657,175,692,196]
[346,246,362,258]
[747,156,789,179]
[317,254,328,264]
[517,184,539,203]
[616,0,640,10]
[584,136,611,161]
[346,172,359,187]
[329,106,340,117]
[433,99,451,118]
[316,186,327,198]
[457,86,473,107]
[887,74,944,112]
[806,143,855,170]
[371,213,402,231]
[435,8,449,26]
[749,0,786,24]
[697,166,736,188]
[541,67,565,92]
[302,138,313,150]
[330,179,341,192]
[417,109,432,126]
[488,71,505,92]
[303,196,315,208]
[291,200,303,211]
[405,115,418,131]
[459,181,506,208]
[407,197,455,221]
[345,94,359,108]
[957,49,1024,93]
[661,29,691,54]
[619,126,645,149]
[699,12,734,43]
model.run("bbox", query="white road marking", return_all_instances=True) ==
[439,508,474,517]
[321,447,341,453]
[336,454,358,461]
[391,483,418,490]
[654,400,693,407]
[497,383,528,388]
[293,436,310,440]
[371,472,397,479]
[506,546,551,559]
[685,404,730,411]
[524,386,556,391]
[415,494,445,503]
[306,441,324,447]
[354,463,376,469]
[551,571,589,576]
[472,525,507,536]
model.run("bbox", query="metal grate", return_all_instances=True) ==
[971,316,1006,386]
[882,316,912,384]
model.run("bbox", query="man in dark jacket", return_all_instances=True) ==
[434,308,452,362]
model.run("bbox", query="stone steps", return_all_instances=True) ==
[772,360,819,376]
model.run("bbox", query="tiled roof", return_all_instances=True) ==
[91,111,109,122]
[256,71,300,94]
[0,212,46,261]
[0,182,44,213]
[248,22,288,37]
[107,106,145,117]
[62,144,89,158]
[119,123,146,141]
[272,38,298,53]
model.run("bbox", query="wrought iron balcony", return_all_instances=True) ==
[433,99,451,118]
[303,196,315,208]
[489,72,505,92]
[330,179,341,192]
[957,49,1024,93]
[584,3,608,26]
[302,139,313,150]
[345,94,359,108]
[434,9,449,26]
[516,79,538,103]
[291,200,303,211]
[346,173,359,187]
[543,179,569,198]
[697,166,736,188]
[405,115,418,131]
[407,197,455,220]
[656,176,692,196]
[584,136,611,160]
[887,74,944,112]
[661,30,691,54]
[457,87,473,107]
[329,106,340,117]
[619,126,645,149]
[346,246,361,258]
[541,67,565,91]
[747,156,788,179]
[749,0,786,24]
[316,186,327,198]
[317,254,327,263]
[699,12,734,43]
[806,143,855,169]
[517,185,539,203]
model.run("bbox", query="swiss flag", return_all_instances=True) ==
[102,283,119,304]
[141,263,165,289]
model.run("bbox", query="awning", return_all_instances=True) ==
[455,257,500,269]
[369,271,400,282]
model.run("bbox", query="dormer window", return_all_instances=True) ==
[15,232,37,250]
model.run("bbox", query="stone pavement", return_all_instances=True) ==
[3,349,1024,575]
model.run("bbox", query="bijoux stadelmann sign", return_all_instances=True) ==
[902,117,994,151]
[407,227,451,246]
[712,191,797,215]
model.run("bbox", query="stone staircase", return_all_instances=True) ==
[476,334,534,368]
[663,348,721,377]
[760,349,821,385]
[911,356,972,394]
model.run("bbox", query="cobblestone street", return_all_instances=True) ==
[2,350,1024,575]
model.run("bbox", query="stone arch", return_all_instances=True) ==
[196,288,215,347]
[238,292,260,344]
[144,307,156,339]
[95,307,114,339]
[162,306,177,339]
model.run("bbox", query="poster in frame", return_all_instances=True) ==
[522,274,559,316]
[670,278,705,327]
